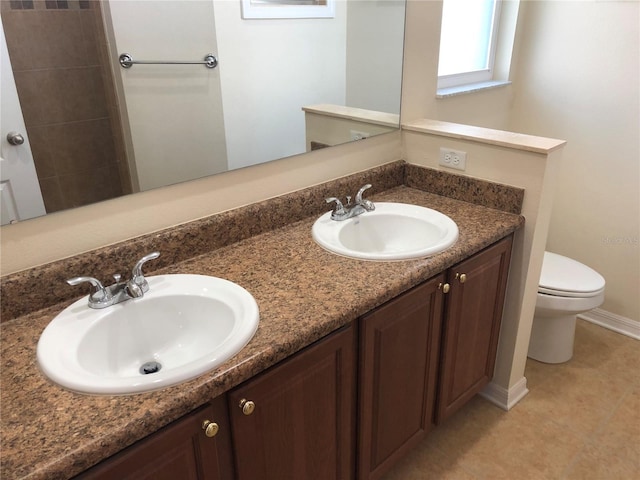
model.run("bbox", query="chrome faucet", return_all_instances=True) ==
[67,252,160,309]
[326,184,375,221]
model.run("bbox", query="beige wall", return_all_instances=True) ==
[401,0,518,130]
[346,0,405,114]
[304,110,398,151]
[399,0,639,401]
[400,0,564,402]
[403,123,563,403]
[509,0,639,322]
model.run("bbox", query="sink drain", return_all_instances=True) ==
[139,361,162,375]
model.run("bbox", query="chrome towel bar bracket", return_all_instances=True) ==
[119,53,218,69]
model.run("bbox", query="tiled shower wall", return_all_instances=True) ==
[1,0,132,213]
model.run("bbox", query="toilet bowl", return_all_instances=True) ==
[528,251,605,364]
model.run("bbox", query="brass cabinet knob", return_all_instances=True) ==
[239,398,256,416]
[456,273,467,284]
[202,420,219,438]
[438,282,450,294]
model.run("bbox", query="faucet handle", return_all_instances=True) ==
[130,252,160,293]
[67,276,113,305]
[326,197,349,220]
[326,197,345,213]
[355,184,375,211]
[355,184,372,202]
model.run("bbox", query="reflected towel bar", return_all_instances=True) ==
[119,53,218,69]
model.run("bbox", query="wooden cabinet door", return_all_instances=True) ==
[357,275,445,480]
[228,323,356,480]
[76,396,234,480]
[436,235,513,424]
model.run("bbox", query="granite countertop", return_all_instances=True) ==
[1,185,523,480]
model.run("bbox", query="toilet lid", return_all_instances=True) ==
[539,251,605,297]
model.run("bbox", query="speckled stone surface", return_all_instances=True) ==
[0,162,524,322]
[0,164,524,480]
[405,164,525,214]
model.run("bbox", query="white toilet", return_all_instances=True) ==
[528,251,606,364]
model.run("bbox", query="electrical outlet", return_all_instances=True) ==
[439,147,467,171]
[350,130,370,141]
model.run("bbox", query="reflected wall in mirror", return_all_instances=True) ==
[0,0,405,224]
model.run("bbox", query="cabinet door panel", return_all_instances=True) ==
[436,235,513,423]
[76,397,234,480]
[358,276,445,480]
[228,323,356,480]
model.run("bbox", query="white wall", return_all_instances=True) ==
[108,0,348,182]
[213,0,347,170]
[107,0,228,191]
[345,0,405,114]
[509,0,640,322]
[107,0,409,178]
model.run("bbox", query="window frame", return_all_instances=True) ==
[437,0,503,90]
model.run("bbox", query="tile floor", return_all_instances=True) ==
[381,320,640,480]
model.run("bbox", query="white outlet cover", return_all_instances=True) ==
[439,147,466,171]
[350,130,370,141]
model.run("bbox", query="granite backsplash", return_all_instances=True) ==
[0,161,523,321]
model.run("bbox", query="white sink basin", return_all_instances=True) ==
[37,274,259,395]
[312,202,458,261]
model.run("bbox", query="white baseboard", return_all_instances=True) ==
[480,376,529,411]
[578,308,640,340]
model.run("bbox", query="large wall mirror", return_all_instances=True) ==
[0,0,405,225]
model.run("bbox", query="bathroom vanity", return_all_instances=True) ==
[0,162,524,480]
[75,234,512,480]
